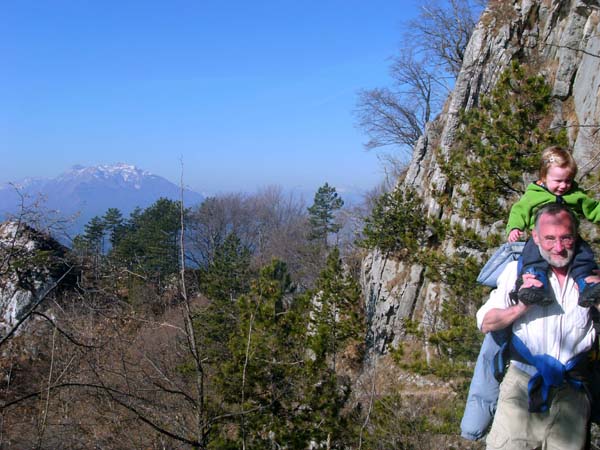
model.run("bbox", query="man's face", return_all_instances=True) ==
[532,210,576,268]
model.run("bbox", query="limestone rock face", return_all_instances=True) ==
[361,249,425,353]
[362,0,600,355]
[0,221,72,336]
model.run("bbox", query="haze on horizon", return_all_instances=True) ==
[0,1,420,195]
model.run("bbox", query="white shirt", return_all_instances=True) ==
[476,261,595,365]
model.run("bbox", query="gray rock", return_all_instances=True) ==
[0,221,72,337]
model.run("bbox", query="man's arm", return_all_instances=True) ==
[477,268,535,333]
[480,303,529,333]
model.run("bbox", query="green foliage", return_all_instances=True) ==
[210,259,355,448]
[307,247,365,368]
[215,260,305,447]
[402,319,424,339]
[200,232,252,303]
[448,221,503,252]
[102,207,125,248]
[82,215,106,256]
[361,187,439,256]
[195,233,253,363]
[70,234,88,256]
[407,250,486,379]
[307,182,344,245]
[112,198,182,277]
[440,61,568,224]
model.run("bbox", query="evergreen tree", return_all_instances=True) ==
[361,187,432,256]
[195,232,253,363]
[216,260,300,447]
[83,215,106,257]
[201,232,252,303]
[211,258,356,448]
[297,247,364,447]
[71,234,89,257]
[307,183,344,246]
[102,207,125,248]
[112,198,182,278]
[308,247,364,370]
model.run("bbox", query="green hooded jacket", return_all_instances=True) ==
[506,182,600,234]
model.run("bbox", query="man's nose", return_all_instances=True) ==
[554,240,565,251]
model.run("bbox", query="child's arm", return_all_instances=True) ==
[564,183,600,223]
[506,195,534,240]
[580,195,600,223]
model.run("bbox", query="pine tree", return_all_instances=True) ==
[83,216,106,257]
[308,247,364,370]
[201,232,252,303]
[361,187,431,256]
[112,198,182,278]
[307,183,344,246]
[216,260,302,448]
[102,207,125,248]
[196,232,253,363]
[211,257,359,448]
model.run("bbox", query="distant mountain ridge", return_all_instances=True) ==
[0,163,204,238]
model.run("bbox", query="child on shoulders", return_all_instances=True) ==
[507,146,600,306]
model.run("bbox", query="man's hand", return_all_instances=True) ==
[508,229,524,243]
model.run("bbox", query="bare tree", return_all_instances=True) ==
[187,187,321,288]
[356,50,444,153]
[355,0,483,158]
[186,193,250,267]
[407,0,484,76]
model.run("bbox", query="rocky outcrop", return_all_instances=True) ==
[362,0,600,355]
[0,221,73,337]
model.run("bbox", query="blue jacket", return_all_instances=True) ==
[460,331,505,440]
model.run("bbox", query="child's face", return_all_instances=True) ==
[543,165,573,196]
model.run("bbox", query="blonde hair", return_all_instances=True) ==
[539,146,577,181]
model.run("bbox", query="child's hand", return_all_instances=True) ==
[508,229,524,243]
[584,270,600,285]
[521,273,543,289]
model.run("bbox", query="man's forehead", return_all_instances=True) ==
[537,211,574,230]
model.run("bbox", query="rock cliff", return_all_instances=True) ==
[362,0,600,355]
[0,221,73,337]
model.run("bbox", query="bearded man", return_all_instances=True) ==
[478,202,599,450]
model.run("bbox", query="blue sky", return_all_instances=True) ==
[1,0,419,195]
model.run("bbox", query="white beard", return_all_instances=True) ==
[538,245,574,268]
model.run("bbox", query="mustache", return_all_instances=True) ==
[539,246,574,268]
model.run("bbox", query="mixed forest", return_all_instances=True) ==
[1,182,374,449]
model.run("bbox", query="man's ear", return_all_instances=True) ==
[531,228,539,246]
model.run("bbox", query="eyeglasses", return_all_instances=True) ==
[541,235,575,246]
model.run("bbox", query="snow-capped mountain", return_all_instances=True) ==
[0,164,204,238]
